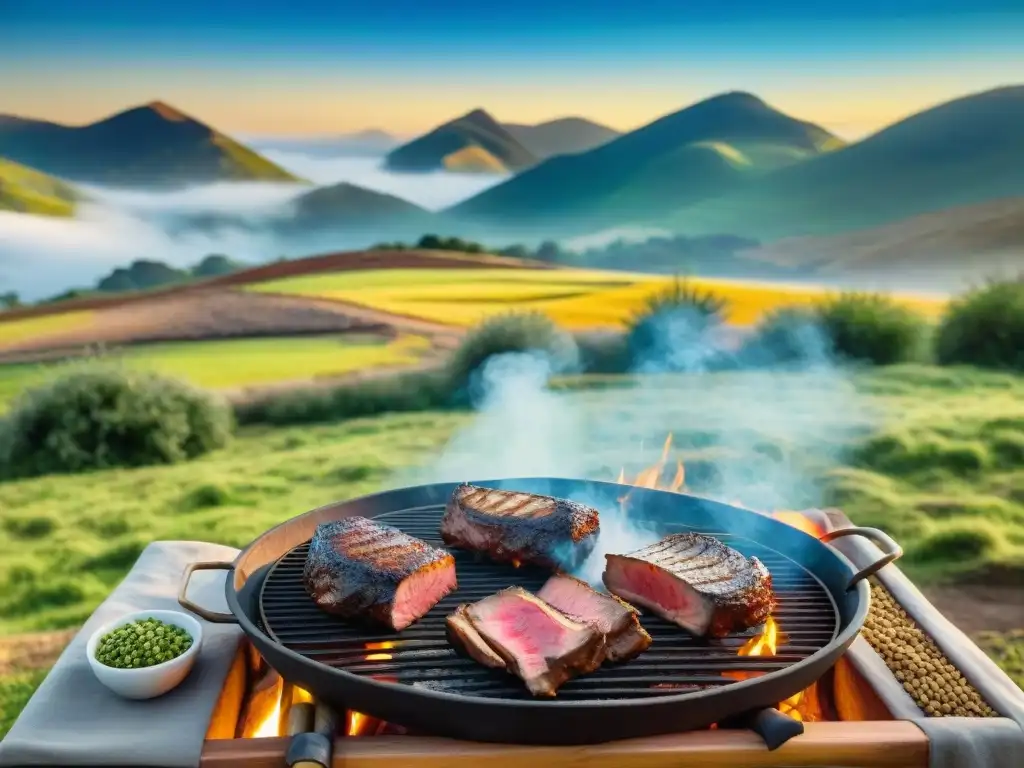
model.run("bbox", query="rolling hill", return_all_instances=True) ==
[502,117,621,159]
[0,157,80,217]
[384,109,537,174]
[738,196,1024,288]
[670,85,1024,240]
[448,91,843,231]
[282,182,435,232]
[0,101,302,188]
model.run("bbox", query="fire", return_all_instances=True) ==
[364,641,396,662]
[347,710,385,736]
[250,685,312,738]
[618,435,826,723]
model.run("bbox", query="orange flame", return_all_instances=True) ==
[347,711,380,737]
[364,641,396,662]
[618,436,826,722]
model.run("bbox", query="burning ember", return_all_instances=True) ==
[617,434,826,722]
[364,641,396,661]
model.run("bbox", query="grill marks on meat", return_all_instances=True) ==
[445,587,607,697]
[441,484,600,570]
[537,574,651,662]
[303,517,456,631]
[603,533,776,638]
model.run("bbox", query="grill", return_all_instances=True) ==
[258,505,839,701]
[180,478,901,744]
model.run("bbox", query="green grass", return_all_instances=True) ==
[0,335,430,410]
[0,157,80,217]
[2,364,1024,636]
[976,631,1024,689]
[0,669,47,739]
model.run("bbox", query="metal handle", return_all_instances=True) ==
[177,561,238,623]
[820,526,904,591]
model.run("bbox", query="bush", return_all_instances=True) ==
[575,332,630,374]
[446,311,577,388]
[740,307,830,367]
[235,369,455,427]
[626,278,729,372]
[935,278,1024,370]
[816,292,928,365]
[0,365,232,478]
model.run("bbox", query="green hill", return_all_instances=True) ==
[276,182,437,234]
[385,109,537,174]
[670,85,1024,240]
[502,117,621,159]
[448,91,842,230]
[0,157,80,217]
[0,101,302,189]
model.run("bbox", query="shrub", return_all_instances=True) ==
[446,311,577,388]
[0,365,232,478]
[575,332,630,374]
[626,278,729,372]
[935,277,1024,370]
[739,306,830,367]
[815,292,928,365]
[234,369,455,427]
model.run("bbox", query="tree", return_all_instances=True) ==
[0,291,20,309]
[535,240,561,263]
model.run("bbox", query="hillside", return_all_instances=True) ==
[385,109,536,174]
[0,101,302,188]
[0,157,80,217]
[739,196,1024,288]
[671,85,1024,240]
[502,117,621,159]
[448,91,843,230]
[276,182,436,234]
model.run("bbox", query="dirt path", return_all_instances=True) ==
[0,630,76,676]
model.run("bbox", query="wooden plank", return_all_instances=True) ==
[200,721,929,768]
[204,640,248,740]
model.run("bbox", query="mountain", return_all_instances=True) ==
[285,182,434,231]
[385,109,536,174]
[737,197,1024,288]
[0,156,80,217]
[670,85,1024,240]
[0,101,302,188]
[249,129,400,157]
[448,92,843,230]
[502,117,621,159]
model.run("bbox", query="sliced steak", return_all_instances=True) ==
[602,533,776,638]
[537,573,652,662]
[445,587,607,697]
[304,516,457,631]
[440,483,600,569]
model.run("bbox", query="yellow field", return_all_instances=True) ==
[249,268,948,330]
[0,311,95,347]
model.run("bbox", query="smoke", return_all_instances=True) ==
[0,151,506,300]
[408,309,879,587]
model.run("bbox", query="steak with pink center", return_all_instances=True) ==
[537,574,652,662]
[603,532,776,638]
[445,587,607,697]
[303,516,457,631]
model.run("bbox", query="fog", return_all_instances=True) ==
[0,153,506,300]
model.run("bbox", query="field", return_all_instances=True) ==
[247,267,948,330]
[0,334,431,409]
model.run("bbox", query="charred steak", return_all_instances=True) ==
[304,517,456,631]
[537,573,652,662]
[441,484,600,569]
[603,533,775,638]
[445,587,607,697]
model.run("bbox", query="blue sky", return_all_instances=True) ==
[2,1,1022,138]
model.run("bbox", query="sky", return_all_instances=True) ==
[2,1,1023,140]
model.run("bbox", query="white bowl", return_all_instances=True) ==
[86,609,203,700]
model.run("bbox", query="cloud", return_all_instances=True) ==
[0,151,509,300]
[260,152,507,211]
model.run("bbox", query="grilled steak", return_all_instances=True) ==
[537,573,652,662]
[441,484,600,569]
[304,517,457,631]
[602,533,776,638]
[445,587,607,697]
